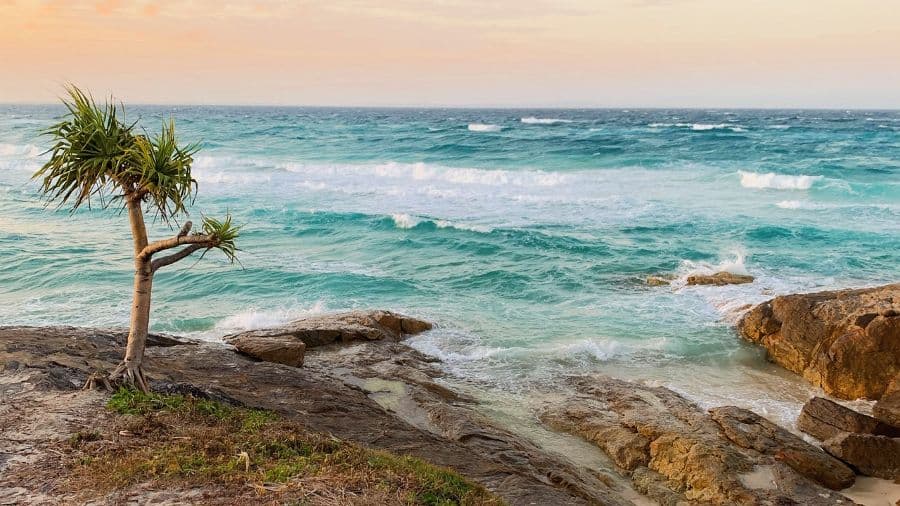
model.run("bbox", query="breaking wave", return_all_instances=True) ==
[738,171,822,190]
[468,123,501,132]
[520,117,572,125]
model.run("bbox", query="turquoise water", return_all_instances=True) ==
[1,106,898,421]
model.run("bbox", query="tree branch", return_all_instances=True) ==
[138,233,217,261]
[150,244,207,273]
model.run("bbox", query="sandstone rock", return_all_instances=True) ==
[629,466,689,506]
[709,405,855,490]
[223,310,432,349]
[646,275,672,286]
[798,397,899,441]
[738,283,900,400]
[686,271,754,286]
[824,432,900,480]
[227,333,305,367]
[874,376,900,430]
[539,375,856,504]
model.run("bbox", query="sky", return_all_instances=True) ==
[1,0,899,108]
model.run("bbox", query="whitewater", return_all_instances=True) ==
[1,106,899,427]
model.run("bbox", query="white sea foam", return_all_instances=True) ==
[649,123,744,132]
[0,143,41,158]
[391,213,493,233]
[767,125,791,130]
[520,117,573,125]
[678,249,750,279]
[558,338,621,361]
[315,161,570,187]
[212,301,328,335]
[391,213,422,229]
[775,200,803,209]
[691,123,729,131]
[467,123,501,132]
[738,171,822,190]
[433,219,494,233]
[193,168,271,185]
[775,200,826,210]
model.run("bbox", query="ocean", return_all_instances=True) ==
[1,106,898,426]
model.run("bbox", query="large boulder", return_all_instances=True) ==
[798,397,899,441]
[738,283,900,400]
[540,375,856,504]
[227,334,305,367]
[223,310,433,350]
[686,271,754,286]
[823,432,900,480]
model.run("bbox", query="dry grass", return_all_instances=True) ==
[65,388,504,505]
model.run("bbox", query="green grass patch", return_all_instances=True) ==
[73,388,502,505]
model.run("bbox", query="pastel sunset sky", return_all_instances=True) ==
[2,0,899,108]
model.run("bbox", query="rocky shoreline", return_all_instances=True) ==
[2,284,899,505]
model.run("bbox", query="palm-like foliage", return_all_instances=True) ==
[201,214,241,263]
[35,86,135,209]
[127,120,199,222]
[33,85,241,393]
[35,86,201,224]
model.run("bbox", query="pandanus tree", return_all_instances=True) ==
[34,86,240,392]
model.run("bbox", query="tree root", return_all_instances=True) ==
[109,361,150,393]
[82,370,113,391]
[82,362,150,393]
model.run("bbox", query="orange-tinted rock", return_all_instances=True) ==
[539,375,857,504]
[710,405,855,490]
[738,283,900,400]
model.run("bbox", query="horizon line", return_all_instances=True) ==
[3,101,900,112]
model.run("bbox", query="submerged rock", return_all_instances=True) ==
[540,375,857,504]
[738,283,900,400]
[686,271,754,286]
[223,310,433,350]
[645,275,674,286]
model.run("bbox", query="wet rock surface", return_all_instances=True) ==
[738,283,900,400]
[0,323,631,506]
[223,310,433,349]
[540,375,858,505]
[686,271,755,286]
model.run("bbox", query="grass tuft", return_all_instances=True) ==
[71,388,502,505]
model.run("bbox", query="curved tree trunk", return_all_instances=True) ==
[110,196,153,392]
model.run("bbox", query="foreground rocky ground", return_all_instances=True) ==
[0,317,635,505]
[2,300,899,505]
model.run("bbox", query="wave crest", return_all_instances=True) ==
[520,117,572,125]
[739,171,821,190]
[468,123,501,132]
[391,213,492,233]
